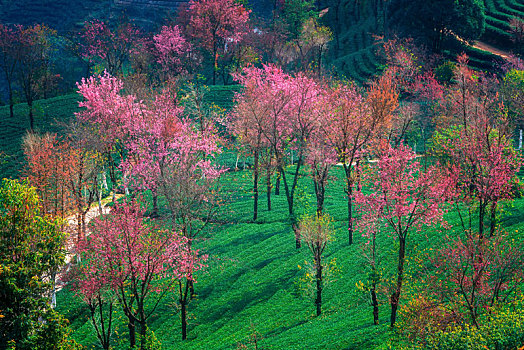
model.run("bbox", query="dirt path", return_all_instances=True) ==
[55,194,122,294]
[453,34,512,60]
[472,40,511,59]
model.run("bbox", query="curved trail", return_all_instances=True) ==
[472,40,511,59]
[55,194,122,293]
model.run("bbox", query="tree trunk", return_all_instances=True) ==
[253,149,259,221]
[152,193,158,217]
[128,318,136,348]
[213,38,217,85]
[181,301,187,340]
[479,200,486,240]
[347,183,354,245]
[28,101,34,130]
[371,285,379,325]
[266,162,272,211]
[139,319,147,350]
[315,256,322,316]
[275,168,281,195]
[98,187,103,215]
[294,222,301,249]
[189,279,195,299]
[343,164,355,245]
[390,238,406,327]
[356,159,362,191]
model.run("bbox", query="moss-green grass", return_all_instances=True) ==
[56,162,524,349]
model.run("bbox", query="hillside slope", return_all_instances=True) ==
[56,165,524,349]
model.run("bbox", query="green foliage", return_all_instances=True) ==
[390,0,486,50]
[279,0,317,40]
[0,179,71,348]
[395,296,524,349]
[294,258,340,299]
[137,327,162,350]
[503,69,524,121]
[434,61,456,84]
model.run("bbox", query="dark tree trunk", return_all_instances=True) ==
[371,285,379,325]
[139,319,147,350]
[479,200,486,240]
[294,223,301,249]
[253,149,259,221]
[266,161,272,211]
[275,167,281,195]
[347,183,354,245]
[28,101,34,130]
[128,318,136,348]
[313,178,325,217]
[390,237,406,327]
[181,301,187,340]
[152,193,158,217]
[189,279,195,299]
[356,158,362,191]
[280,156,302,248]
[315,255,323,316]
[343,164,354,245]
[212,37,217,85]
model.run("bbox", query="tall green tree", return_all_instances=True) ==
[391,0,485,51]
[0,179,69,349]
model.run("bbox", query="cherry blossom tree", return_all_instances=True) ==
[0,24,22,119]
[77,73,224,238]
[356,143,454,327]
[431,55,521,239]
[153,25,193,81]
[16,24,57,130]
[68,263,114,350]
[427,233,524,328]
[234,65,319,246]
[305,101,336,216]
[75,200,205,347]
[186,0,251,84]
[232,68,275,220]
[321,77,394,245]
[76,72,141,203]
[79,19,143,76]
[399,232,524,343]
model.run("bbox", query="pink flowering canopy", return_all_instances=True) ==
[72,199,206,303]
[153,25,192,75]
[356,142,455,240]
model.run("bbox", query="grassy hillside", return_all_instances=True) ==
[482,0,524,48]
[56,163,524,349]
[0,85,242,179]
[323,1,384,84]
